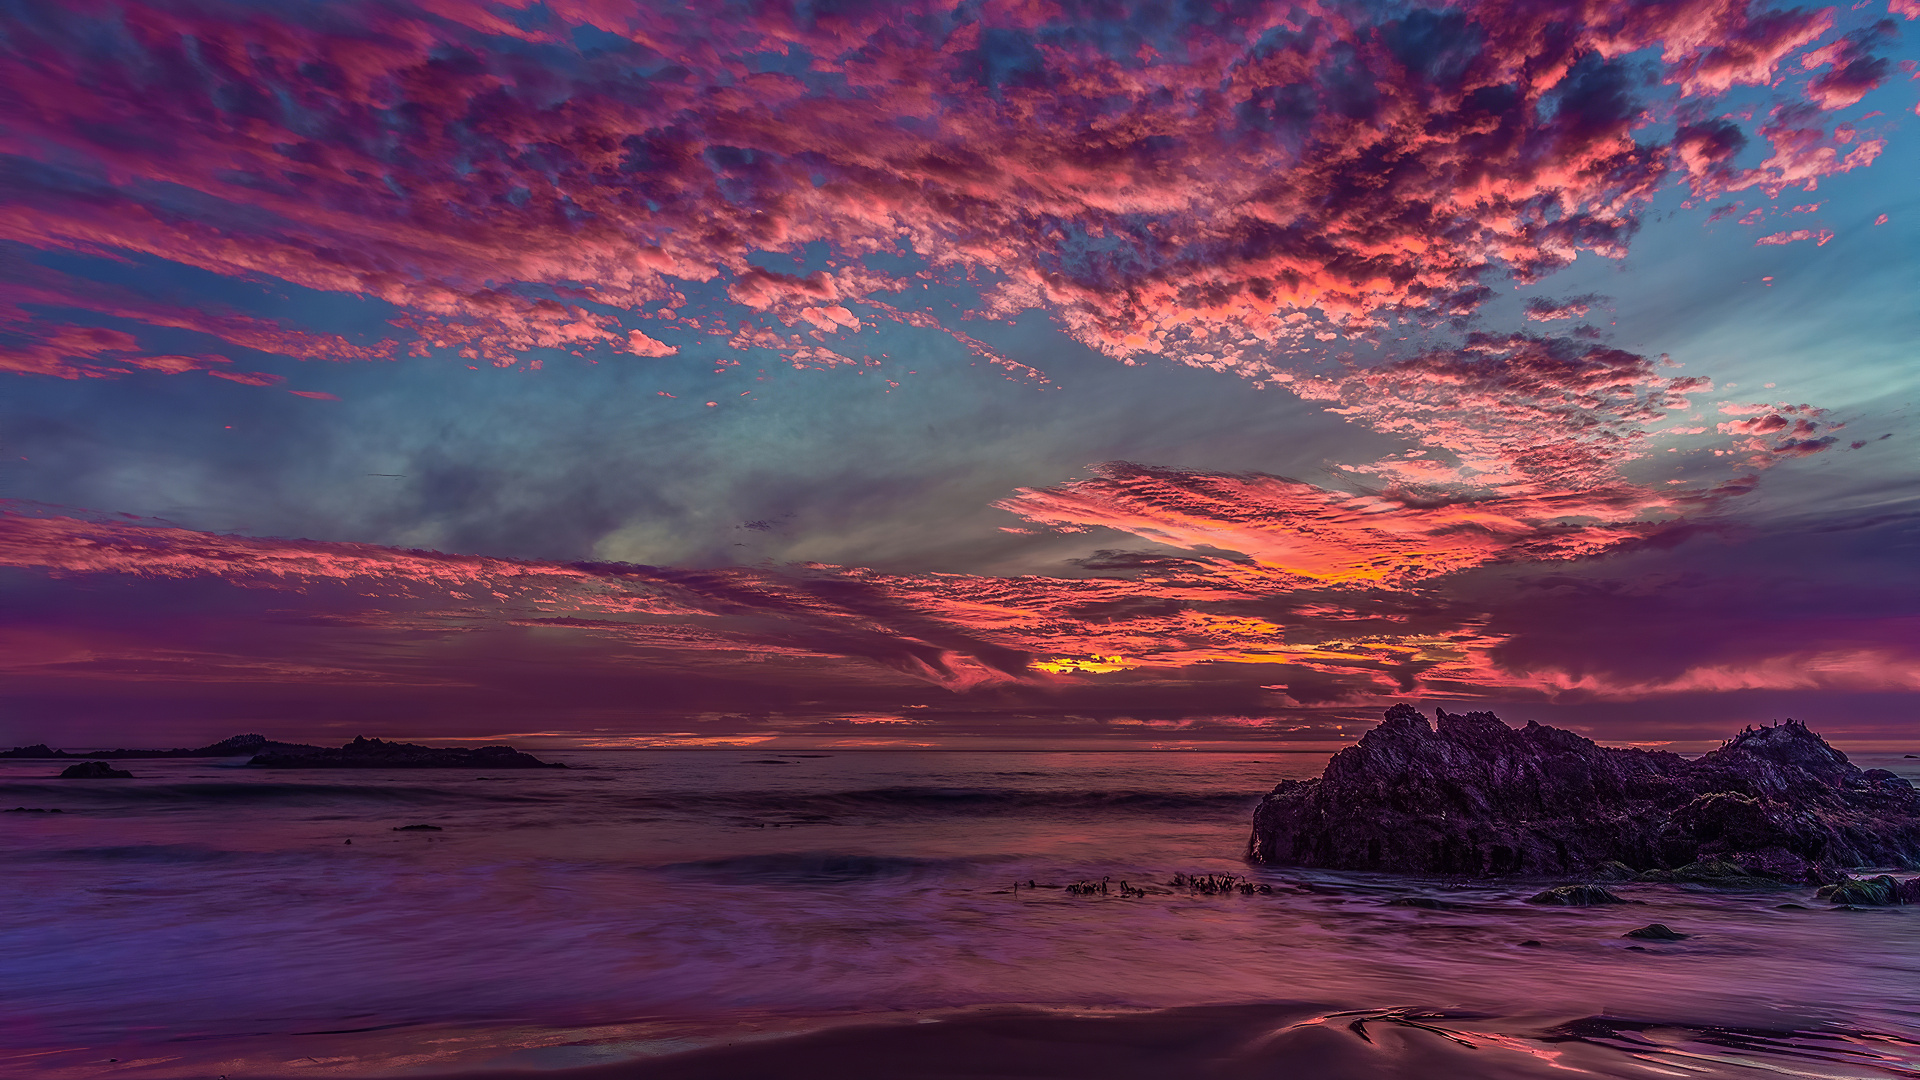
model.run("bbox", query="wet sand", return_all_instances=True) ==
[403,1003,1920,1080]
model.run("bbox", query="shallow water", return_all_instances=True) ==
[3,750,1918,1078]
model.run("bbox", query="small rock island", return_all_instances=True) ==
[250,736,565,769]
[1249,705,1920,883]
[58,761,134,779]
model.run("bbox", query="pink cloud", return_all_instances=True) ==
[1801,20,1900,109]
[0,251,391,379]
[208,369,286,386]
[623,329,677,358]
[0,0,1892,377]
[1755,228,1835,245]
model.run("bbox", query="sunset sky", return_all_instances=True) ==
[2,0,1916,751]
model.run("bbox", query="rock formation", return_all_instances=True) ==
[59,761,134,778]
[1247,705,1920,882]
[249,736,565,769]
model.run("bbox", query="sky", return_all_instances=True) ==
[1,0,1916,752]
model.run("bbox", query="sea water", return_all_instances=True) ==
[3,750,1918,1077]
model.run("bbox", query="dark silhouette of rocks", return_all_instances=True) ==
[5,807,64,813]
[1816,874,1920,906]
[1249,705,1920,882]
[0,744,59,758]
[59,761,133,779]
[1,734,573,770]
[1624,923,1688,940]
[393,824,444,831]
[1527,885,1628,906]
[250,736,565,769]
[2,734,319,759]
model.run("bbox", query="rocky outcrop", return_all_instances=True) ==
[1526,884,1628,906]
[249,736,565,769]
[59,761,134,778]
[0,744,60,758]
[1247,705,1920,882]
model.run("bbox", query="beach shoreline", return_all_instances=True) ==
[13,1000,1920,1080]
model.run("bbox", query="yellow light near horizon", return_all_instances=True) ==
[1032,655,1138,674]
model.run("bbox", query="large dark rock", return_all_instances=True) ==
[250,736,566,769]
[1248,705,1920,882]
[59,761,133,779]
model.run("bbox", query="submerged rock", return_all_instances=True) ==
[251,736,565,769]
[1526,884,1628,906]
[1635,859,1787,887]
[1248,705,1920,881]
[1624,923,1688,941]
[1815,875,1920,906]
[59,761,133,779]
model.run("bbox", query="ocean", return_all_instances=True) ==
[3,749,1918,1079]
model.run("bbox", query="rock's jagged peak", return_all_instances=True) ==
[1357,705,1548,749]
[1434,708,1515,741]
[1377,703,1431,733]
[1352,706,1849,763]
[1705,718,1849,764]
[203,734,269,751]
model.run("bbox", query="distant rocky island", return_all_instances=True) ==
[1249,705,1920,884]
[4,734,564,770]
[1,734,315,759]
[250,736,564,769]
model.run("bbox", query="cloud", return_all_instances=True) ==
[1522,294,1603,322]
[0,1,1900,741]
[7,481,1918,738]
[0,245,388,379]
[1801,19,1900,109]
[1755,228,1835,245]
[623,329,678,358]
[0,0,1893,377]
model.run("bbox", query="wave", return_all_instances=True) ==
[650,851,969,885]
[648,787,1260,821]
[23,843,249,865]
[0,781,557,806]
